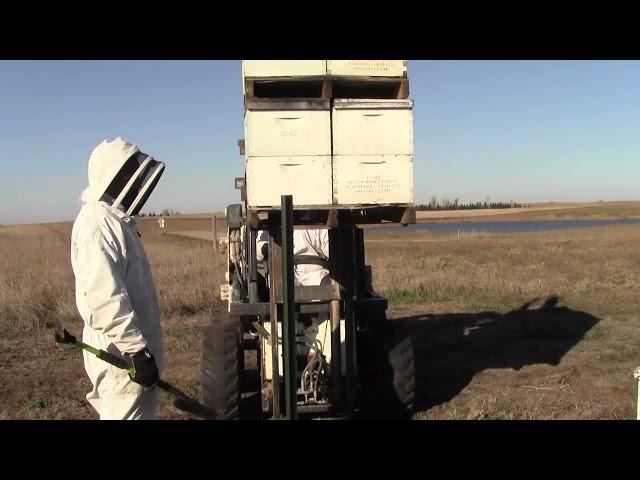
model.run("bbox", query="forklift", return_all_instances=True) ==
[201,60,416,419]
[201,190,416,419]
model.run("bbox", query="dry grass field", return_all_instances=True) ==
[1,202,639,419]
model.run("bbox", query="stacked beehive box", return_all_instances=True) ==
[242,60,414,209]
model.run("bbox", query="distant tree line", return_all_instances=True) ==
[139,209,181,217]
[416,196,526,211]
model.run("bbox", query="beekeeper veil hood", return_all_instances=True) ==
[86,137,165,216]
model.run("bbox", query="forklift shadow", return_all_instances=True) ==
[392,296,601,414]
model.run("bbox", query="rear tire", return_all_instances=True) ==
[383,326,416,417]
[201,305,242,420]
[358,316,416,419]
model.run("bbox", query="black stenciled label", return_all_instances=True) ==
[342,60,392,74]
[343,175,399,194]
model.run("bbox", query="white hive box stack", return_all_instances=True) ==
[332,98,414,205]
[244,98,332,207]
[242,60,414,209]
[243,61,332,208]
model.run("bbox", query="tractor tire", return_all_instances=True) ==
[383,325,416,417]
[201,305,242,420]
[358,318,416,419]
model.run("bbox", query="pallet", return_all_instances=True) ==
[244,76,410,101]
[246,204,416,228]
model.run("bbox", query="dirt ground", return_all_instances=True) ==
[391,302,637,419]
[2,299,637,420]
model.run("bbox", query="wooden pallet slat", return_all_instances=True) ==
[247,205,416,228]
[244,76,410,101]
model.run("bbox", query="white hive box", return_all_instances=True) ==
[244,99,331,157]
[333,155,414,205]
[326,60,407,77]
[242,60,327,78]
[246,155,332,208]
[332,98,414,156]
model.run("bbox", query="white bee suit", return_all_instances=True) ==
[71,137,165,420]
[256,229,331,356]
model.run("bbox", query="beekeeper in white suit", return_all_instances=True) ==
[256,228,331,358]
[71,137,165,420]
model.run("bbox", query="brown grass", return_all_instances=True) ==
[0,220,225,334]
[1,217,639,419]
[366,224,640,317]
[0,224,77,332]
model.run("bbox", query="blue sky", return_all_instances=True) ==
[0,60,638,224]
